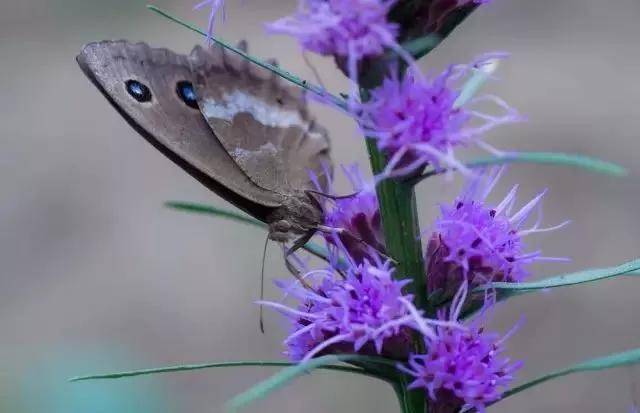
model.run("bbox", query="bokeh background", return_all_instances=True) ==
[1,0,639,411]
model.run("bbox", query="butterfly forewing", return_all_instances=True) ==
[76,40,282,220]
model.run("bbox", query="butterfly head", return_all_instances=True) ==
[266,191,324,243]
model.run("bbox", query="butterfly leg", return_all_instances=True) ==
[235,40,279,67]
[306,189,362,201]
[283,232,315,290]
[285,231,314,260]
[236,39,248,52]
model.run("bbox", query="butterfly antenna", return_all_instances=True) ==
[259,234,269,334]
[302,50,326,90]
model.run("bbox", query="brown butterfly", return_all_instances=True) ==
[77,40,333,250]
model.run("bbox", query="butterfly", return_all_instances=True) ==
[77,40,333,251]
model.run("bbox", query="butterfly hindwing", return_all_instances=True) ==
[189,44,332,194]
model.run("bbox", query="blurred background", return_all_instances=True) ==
[1,0,639,411]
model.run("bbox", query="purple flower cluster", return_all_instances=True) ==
[426,169,569,300]
[399,285,522,412]
[266,1,519,175]
[264,242,523,411]
[401,322,520,412]
[322,166,385,264]
[358,60,521,177]
[263,250,428,362]
[360,68,471,175]
[267,0,399,60]
[263,166,561,410]
[194,1,569,411]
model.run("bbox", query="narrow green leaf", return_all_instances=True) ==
[146,5,346,110]
[480,258,640,294]
[400,34,441,60]
[452,260,640,319]
[465,152,627,177]
[414,152,627,185]
[498,347,640,403]
[164,201,332,261]
[69,360,365,382]
[226,355,398,412]
[165,201,266,229]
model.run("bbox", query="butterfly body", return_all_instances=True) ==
[77,40,331,243]
[266,191,325,242]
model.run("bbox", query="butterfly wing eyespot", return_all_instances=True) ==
[176,80,199,109]
[125,79,152,102]
[77,40,283,222]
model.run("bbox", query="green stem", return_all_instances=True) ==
[393,382,411,413]
[366,140,427,413]
[362,91,426,413]
[367,141,426,309]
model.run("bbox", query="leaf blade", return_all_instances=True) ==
[480,258,640,293]
[164,201,332,261]
[414,152,627,185]
[498,347,640,403]
[400,34,441,60]
[226,355,398,412]
[69,360,365,382]
[165,201,266,229]
[465,152,627,177]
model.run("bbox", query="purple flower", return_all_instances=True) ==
[426,169,569,301]
[194,0,226,40]
[357,57,520,178]
[266,0,399,60]
[400,323,520,412]
[322,165,385,264]
[261,246,441,362]
[399,284,522,412]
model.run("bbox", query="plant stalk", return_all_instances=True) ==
[361,87,427,413]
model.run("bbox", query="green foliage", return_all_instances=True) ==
[400,34,441,60]
[225,355,399,412]
[165,201,265,228]
[164,201,332,260]
[69,360,364,382]
[481,258,640,297]
[463,152,626,176]
[496,347,640,405]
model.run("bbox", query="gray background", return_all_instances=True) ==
[0,0,639,411]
